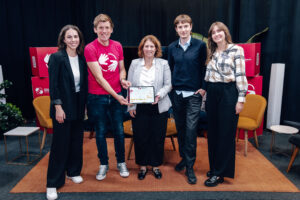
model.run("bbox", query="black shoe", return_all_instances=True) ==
[138,169,148,180]
[185,168,197,184]
[206,171,212,177]
[152,168,162,179]
[204,176,224,187]
[175,159,186,172]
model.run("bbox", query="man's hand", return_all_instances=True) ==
[129,110,136,118]
[195,89,206,97]
[235,102,244,114]
[121,79,131,89]
[117,94,129,105]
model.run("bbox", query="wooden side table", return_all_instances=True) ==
[270,125,298,156]
[3,127,41,165]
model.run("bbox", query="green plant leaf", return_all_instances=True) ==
[246,27,269,43]
[191,32,208,44]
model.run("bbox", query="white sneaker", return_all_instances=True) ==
[96,165,109,180]
[46,187,57,200]
[66,175,83,184]
[117,162,129,177]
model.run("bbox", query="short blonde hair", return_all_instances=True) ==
[138,35,162,58]
[93,14,114,28]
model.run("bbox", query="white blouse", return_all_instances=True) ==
[68,55,80,92]
[139,58,156,86]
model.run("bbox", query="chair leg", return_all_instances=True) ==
[236,129,240,143]
[127,138,134,160]
[244,130,248,156]
[89,131,95,139]
[287,147,299,172]
[170,136,176,151]
[203,130,207,138]
[40,128,47,151]
[254,130,259,148]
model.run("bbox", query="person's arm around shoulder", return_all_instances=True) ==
[195,41,207,97]
[167,44,175,72]
[156,59,172,101]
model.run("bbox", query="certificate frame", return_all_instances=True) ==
[128,86,155,104]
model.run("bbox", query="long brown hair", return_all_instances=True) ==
[206,22,232,64]
[57,25,85,55]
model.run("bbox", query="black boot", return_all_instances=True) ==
[204,176,224,187]
[175,159,186,172]
[185,168,197,184]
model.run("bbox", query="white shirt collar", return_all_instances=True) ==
[179,36,191,46]
[141,58,156,66]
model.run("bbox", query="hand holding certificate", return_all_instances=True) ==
[128,86,155,104]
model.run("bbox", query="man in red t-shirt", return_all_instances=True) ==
[84,13,131,181]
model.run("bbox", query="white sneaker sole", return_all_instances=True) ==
[66,176,83,184]
[96,175,106,180]
[120,172,130,178]
[46,193,57,200]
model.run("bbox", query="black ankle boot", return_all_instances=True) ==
[204,176,224,187]
[175,159,186,172]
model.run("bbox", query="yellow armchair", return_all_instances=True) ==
[237,94,267,156]
[32,96,53,150]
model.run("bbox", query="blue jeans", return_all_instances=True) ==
[87,93,125,165]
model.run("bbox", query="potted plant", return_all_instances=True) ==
[0,80,24,139]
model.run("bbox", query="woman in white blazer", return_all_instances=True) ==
[127,35,172,180]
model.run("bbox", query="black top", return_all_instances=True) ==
[168,38,207,91]
[48,49,88,120]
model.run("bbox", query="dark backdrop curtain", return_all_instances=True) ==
[0,0,299,124]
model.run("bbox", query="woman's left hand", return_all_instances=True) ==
[152,95,160,105]
[235,102,244,114]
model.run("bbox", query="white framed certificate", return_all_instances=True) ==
[128,86,155,104]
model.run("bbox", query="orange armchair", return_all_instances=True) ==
[32,96,53,150]
[236,94,267,156]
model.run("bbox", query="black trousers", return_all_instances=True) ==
[206,82,239,178]
[47,119,84,188]
[172,92,202,168]
[132,104,168,167]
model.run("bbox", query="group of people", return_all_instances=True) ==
[46,13,247,200]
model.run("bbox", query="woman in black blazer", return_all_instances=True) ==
[46,25,88,200]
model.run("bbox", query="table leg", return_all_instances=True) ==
[270,131,275,156]
[4,136,8,162]
[26,136,29,163]
[19,137,23,154]
[38,131,41,155]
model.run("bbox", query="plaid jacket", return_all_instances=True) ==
[205,44,248,102]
